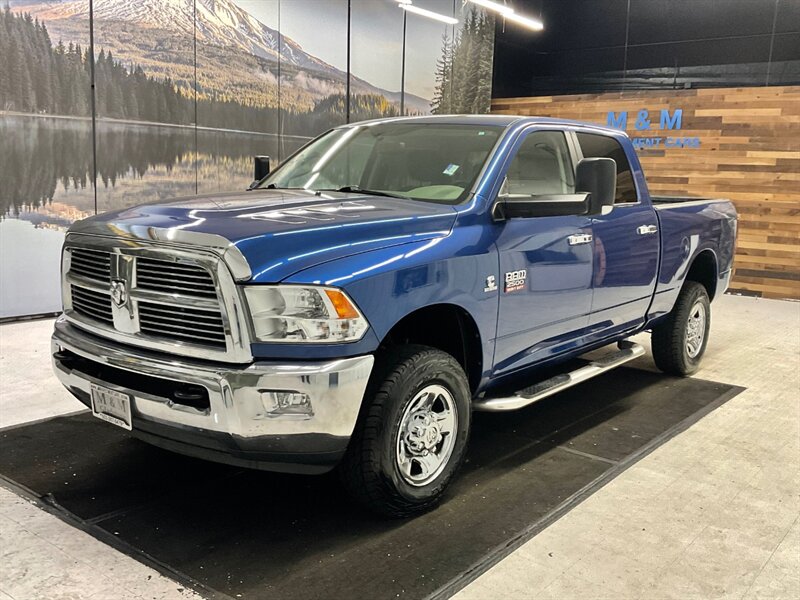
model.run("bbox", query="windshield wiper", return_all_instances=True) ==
[320,185,409,199]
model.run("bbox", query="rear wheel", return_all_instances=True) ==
[652,281,711,376]
[339,345,471,518]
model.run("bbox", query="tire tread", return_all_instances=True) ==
[652,281,709,376]
[339,345,469,518]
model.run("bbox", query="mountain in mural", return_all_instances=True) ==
[8,0,430,113]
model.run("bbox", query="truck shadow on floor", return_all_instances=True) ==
[0,367,741,600]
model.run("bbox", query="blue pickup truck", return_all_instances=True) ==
[52,115,737,516]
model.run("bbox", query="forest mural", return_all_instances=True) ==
[0,5,414,136]
[0,0,495,318]
[431,9,495,115]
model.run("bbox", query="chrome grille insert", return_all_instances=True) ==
[62,234,252,363]
[69,248,111,283]
[136,257,218,299]
[70,285,114,325]
[138,302,226,347]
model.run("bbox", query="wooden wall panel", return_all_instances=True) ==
[491,86,800,300]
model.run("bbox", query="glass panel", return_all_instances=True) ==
[576,133,637,203]
[196,0,281,193]
[279,0,348,159]
[403,0,455,116]
[443,0,496,114]
[504,132,575,196]
[93,0,196,212]
[349,0,403,122]
[0,1,93,317]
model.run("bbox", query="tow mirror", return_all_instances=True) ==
[249,155,271,189]
[576,157,616,215]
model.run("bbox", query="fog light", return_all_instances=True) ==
[259,390,314,419]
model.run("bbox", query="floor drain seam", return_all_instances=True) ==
[557,446,620,465]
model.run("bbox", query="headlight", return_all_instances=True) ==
[243,285,369,343]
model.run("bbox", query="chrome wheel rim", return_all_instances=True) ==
[686,301,706,359]
[395,384,458,487]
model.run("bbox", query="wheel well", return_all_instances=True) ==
[685,250,718,300]
[381,304,483,394]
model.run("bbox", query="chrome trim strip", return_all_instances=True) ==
[66,221,252,281]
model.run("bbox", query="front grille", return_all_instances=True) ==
[70,248,111,283]
[70,285,114,325]
[138,301,227,348]
[63,239,248,361]
[136,257,217,299]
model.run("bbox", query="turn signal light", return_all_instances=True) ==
[324,288,360,319]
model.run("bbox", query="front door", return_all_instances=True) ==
[492,130,594,377]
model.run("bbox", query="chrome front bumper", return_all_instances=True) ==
[51,318,374,473]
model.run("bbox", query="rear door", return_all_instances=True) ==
[574,132,659,338]
[492,129,594,376]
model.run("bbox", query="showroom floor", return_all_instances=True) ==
[0,294,798,600]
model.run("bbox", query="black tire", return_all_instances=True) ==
[339,344,472,518]
[651,281,711,376]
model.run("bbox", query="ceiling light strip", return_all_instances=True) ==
[504,11,544,31]
[466,0,544,31]
[468,0,514,16]
[399,3,459,25]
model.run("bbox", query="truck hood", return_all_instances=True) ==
[70,189,458,282]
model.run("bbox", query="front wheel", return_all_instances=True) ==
[651,281,711,376]
[339,345,471,518]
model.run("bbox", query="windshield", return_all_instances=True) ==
[258,123,503,203]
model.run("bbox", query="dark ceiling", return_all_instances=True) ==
[492,0,800,97]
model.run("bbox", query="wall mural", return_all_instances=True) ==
[0,0,495,318]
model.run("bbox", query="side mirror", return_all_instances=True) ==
[495,193,590,220]
[249,155,271,189]
[576,157,616,215]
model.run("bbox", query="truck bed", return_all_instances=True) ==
[651,196,729,206]
[649,195,737,321]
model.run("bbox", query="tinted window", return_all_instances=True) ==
[576,133,638,203]
[502,131,575,197]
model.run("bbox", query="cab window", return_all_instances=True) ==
[576,132,638,203]
[502,131,575,198]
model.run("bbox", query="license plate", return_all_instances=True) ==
[90,383,132,430]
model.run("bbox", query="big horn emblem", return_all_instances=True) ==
[110,280,127,308]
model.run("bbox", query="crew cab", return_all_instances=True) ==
[52,116,737,516]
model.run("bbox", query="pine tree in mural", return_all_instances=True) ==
[0,9,133,118]
[431,8,495,115]
[431,33,454,114]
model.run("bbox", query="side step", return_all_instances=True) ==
[474,341,646,412]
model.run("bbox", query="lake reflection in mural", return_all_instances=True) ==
[0,115,305,317]
[1,115,303,223]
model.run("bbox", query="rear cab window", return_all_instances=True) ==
[576,132,638,204]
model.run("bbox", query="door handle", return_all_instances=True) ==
[636,225,658,235]
[567,233,593,246]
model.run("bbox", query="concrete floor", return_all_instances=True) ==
[1,294,798,599]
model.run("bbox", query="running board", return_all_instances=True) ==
[474,341,646,412]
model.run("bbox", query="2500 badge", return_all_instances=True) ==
[504,270,527,293]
